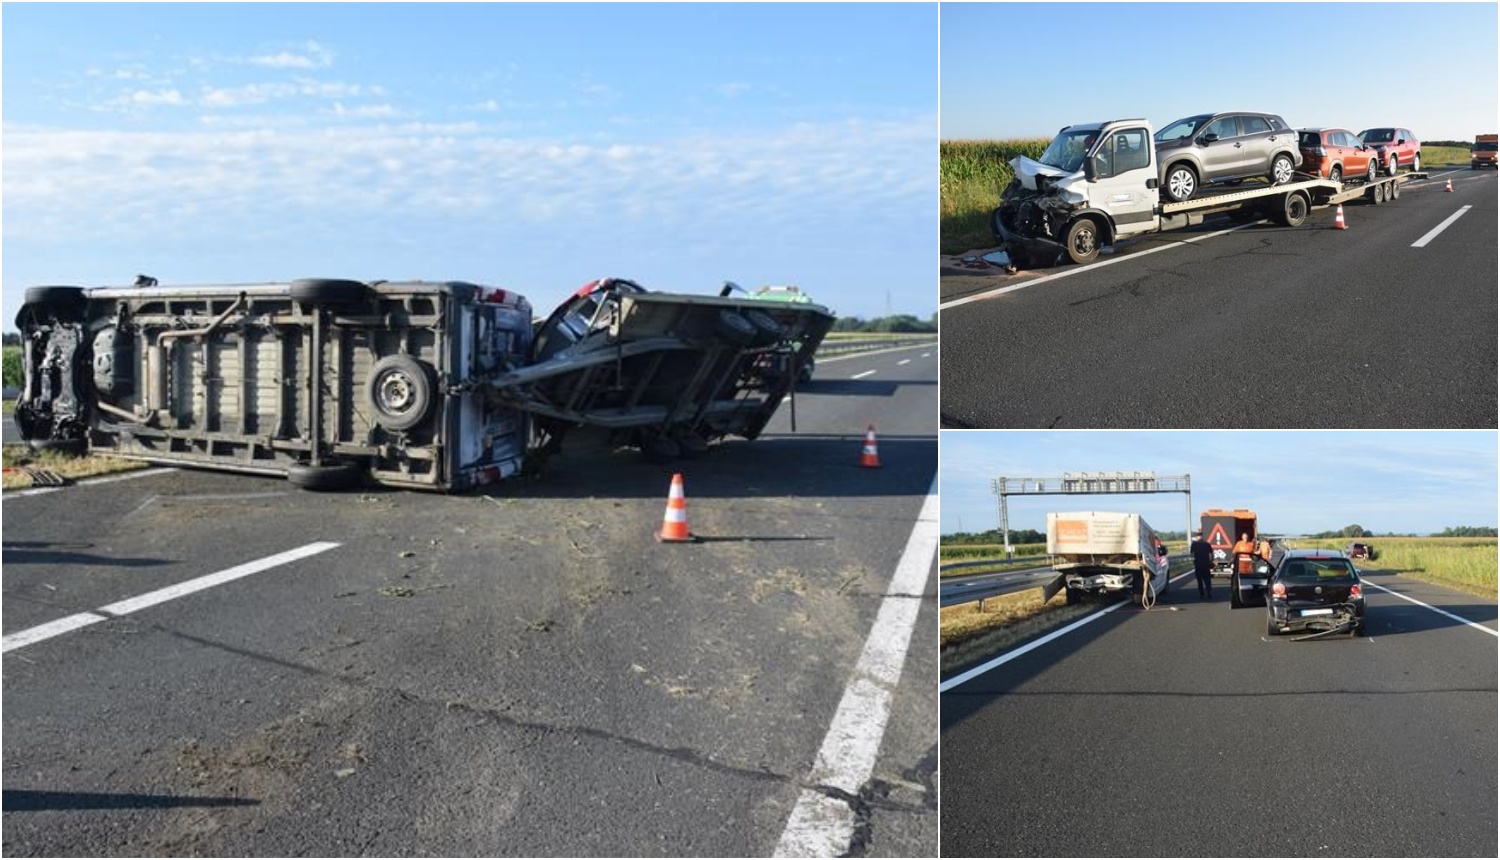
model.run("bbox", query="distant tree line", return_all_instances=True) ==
[831,313,937,334]
[947,523,1498,542]
[1434,525,1499,537]
[1422,139,1478,148]
[1307,523,1497,539]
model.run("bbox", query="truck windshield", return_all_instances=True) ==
[1038,129,1098,173]
[1476,141,1498,152]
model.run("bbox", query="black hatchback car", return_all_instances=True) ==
[1265,549,1366,637]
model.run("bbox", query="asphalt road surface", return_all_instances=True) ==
[2,342,939,857]
[941,569,1498,857]
[940,168,1498,428]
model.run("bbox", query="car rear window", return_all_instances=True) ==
[1278,558,1357,583]
[1298,131,1322,147]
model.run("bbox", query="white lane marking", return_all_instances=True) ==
[921,352,931,358]
[2,542,341,654]
[2,613,109,654]
[774,477,938,858]
[897,359,911,366]
[851,370,876,379]
[1363,580,1498,637]
[939,221,1262,311]
[939,570,1196,692]
[1411,205,1472,248]
[0,467,178,502]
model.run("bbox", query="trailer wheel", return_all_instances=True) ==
[1276,192,1309,227]
[287,460,364,491]
[1389,179,1400,200]
[365,354,436,432]
[290,278,367,303]
[1269,153,1294,186]
[714,310,758,347]
[1064,218,1101,265]
[743,309,785,347]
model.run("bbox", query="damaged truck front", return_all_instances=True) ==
[13,276,834,492]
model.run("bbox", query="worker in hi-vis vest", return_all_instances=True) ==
[1233,533,1256,575]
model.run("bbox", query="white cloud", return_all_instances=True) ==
[330,103,400,119]
[126,89,185,107]
[250,40,333,69]
[715,83,752,98]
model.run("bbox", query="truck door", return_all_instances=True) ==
[1087,125,1157,238]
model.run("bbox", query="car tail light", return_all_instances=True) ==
[1271,582,1286,598]
[1310,146,1326,157]
[1350,584,1361,598]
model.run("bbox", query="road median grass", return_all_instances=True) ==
[1,444,148,490]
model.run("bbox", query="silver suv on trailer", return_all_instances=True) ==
[1154,111,1302,202]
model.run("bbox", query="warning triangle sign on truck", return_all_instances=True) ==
[1207,522,1230,548]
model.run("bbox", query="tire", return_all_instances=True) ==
[1004,246,1033,270]
[1386,155,1399,177]
[641,434,680,464]
[28,438,86,457]
[364,354,436,432]
[1328,165,1342,184]
[714,310,758,347]
[1267,613,1280,636]
[1372,182,1387,205]
[287,460,363,491]
[1164,163,1197,202]
[1064,218,1101,265]
[1276,191,1309,227]
[1365,160,1377,184]
[1269,153,1294,186]
[1410,153,1419,173]
[25,286,87,307]
[1065,587,1080,606]
[743,309,784,347]
[290,278,367,303]
[1389,179,1400,200]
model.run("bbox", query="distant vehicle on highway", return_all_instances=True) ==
[1357,127,1421,175]
[1472,134,1498,169]
[1046,510,1170,605]
[1344,542,1379,561]
[12,276,834,491]
[1200,508,1257,577]
[1296,127,1379,184]
[1265,549,1367,637]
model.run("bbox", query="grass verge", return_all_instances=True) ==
[1,444,149,490]
[1291,537,1496,600]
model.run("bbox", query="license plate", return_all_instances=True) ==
[1301,608,1334,617]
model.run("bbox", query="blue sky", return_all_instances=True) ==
[2,3,937,327]
[942,3,1498,141]
[940,431,1499,537]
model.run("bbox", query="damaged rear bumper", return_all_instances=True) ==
[1270,601,1363,634]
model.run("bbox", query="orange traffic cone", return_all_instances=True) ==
[656,473,695,543]
[1445,178,1454,192]
[859,425,881,468]
[1333,204,1347,230]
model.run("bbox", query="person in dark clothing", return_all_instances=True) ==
[1190,532,1214,599]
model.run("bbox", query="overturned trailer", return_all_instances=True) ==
[13,276,834,491]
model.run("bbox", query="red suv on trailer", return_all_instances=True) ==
[1297,128,1379,184]
[1358,127,1421,175]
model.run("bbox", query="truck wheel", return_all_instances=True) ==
[1276,192,1309,227]
[1269,154,1294,186]
[1389,179,1400,200]
[714,310,758,347]
[743,309,784,347]
[290,278,367,303]
[1064,219,1101,265]
[1374,182,1388,204]
[365,354,436,432]
[1164,164,1197,202]
[287,460,363,491]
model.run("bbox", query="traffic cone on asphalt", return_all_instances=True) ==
[656,473,695,543]
[1445,178,1454,192]
[1333,204,1347,230]
[859,425,881,468]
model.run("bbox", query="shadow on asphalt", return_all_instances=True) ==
[2,789,259,812]
[1,542,172,568]
[798,379,938,397]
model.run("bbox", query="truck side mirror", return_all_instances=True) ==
[1084,157,1097,182]
[1087,152,1110,181]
